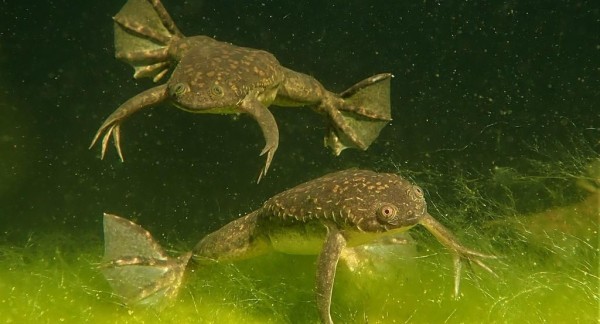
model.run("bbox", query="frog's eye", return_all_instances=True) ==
[210,84,224,98]
[377,204,399,224]
[171,83,189,97]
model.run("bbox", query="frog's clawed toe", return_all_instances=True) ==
[257,143,277,183]
[90,123,125,162]
[452,249,498,298]
[464,250,498,275]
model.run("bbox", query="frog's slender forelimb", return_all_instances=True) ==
[419,213,497,297]
[90,85,169,161]
[238,92,280,182]
[316,224,347,324]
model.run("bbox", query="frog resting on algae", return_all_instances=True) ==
[90,0,392,181]
[101,169,496,323]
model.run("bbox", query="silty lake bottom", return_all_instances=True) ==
[0,0,599,323]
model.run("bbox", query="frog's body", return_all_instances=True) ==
[90,0,392,180]
[101,169,496,323]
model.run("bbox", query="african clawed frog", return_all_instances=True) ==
[90,0,392,181]
[101,169,496,323]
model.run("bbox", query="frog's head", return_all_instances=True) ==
[167,59,243,113]
[353,174,428,233]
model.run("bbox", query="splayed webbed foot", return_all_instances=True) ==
[100,213,191,307]
[322,73,392,155]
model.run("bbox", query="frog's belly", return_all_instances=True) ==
[266,222,412,255]
[267,222,328,255]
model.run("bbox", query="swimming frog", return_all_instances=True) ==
[90,0,392,181]
[101,169,496,323]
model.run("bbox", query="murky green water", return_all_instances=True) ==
[1,0,598,323]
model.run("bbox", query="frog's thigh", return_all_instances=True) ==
[193,213,270,262]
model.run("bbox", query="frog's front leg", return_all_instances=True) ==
[316,224,347,324]
[419,213,497,297]
[90,84,169,161]
[238,92,280,183]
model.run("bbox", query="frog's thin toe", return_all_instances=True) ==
[461,248,498,275]
[452,251,498,298]
[257,144,277,183]
[470,256,497,277]
[95,124,125,162]
[100,126,114,160]
[89,130,102,150]
[112,124,125,162]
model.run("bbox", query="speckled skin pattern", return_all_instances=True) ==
[262,169,426,232]
[193,169,427,260]
[167,36,285,112]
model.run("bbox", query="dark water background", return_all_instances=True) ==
[0,0,598,243]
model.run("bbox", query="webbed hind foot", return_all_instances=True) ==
[100,213,191,307]
[113,0,184,82]
[323,73,393,155]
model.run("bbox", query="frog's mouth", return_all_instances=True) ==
[172,100,240,115]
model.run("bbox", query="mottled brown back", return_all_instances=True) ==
[262,169,425,230]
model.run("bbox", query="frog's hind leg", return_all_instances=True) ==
[113,0,184,82]
[324,73,393,155]
[100,213,191,307]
